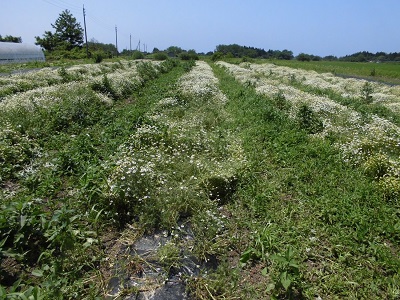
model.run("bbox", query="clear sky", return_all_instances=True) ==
[1,0,399,57]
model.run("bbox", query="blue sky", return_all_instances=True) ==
[1,0,399,57]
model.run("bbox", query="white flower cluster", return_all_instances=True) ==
[0,60,160,113]
[105,61,246,224]
[217,61,400,182]
[179,61,228,104]
[0,82,91,112]
[0,61,134,100]
[247,63,400,113]
[217,61,358,124]
[0,68,62,98]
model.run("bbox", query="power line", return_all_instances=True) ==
[84,8,140,50]
[42,0,81,14]
[86,15,114,32]
[51,0,81,10]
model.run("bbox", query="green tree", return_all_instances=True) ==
[278,49,294,60]
[35,31,58,51]
[35,10,83,51]
[0,35,22,43]
[296,53,311,61]
[166,46,183,56]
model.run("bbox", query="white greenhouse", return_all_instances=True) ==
[0,42,45,64]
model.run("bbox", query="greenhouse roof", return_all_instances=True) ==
[0,42,45,64]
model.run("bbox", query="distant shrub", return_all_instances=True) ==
[154,52,168,61]
[179,52,199,61]
[93,52,103,63]
[158,59,178,73]
[132,50,144,60]
[137,61,158,81]
[48,48,87,60]
[179,53,191,60]
[241,56,254,63]
[211,52,223,62]
[297,53,311,62]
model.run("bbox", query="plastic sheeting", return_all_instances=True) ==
[0,42,45,64]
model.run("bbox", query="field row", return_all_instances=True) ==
[250,62,400,113]
[218,61,400,200]
[0,60,165,100]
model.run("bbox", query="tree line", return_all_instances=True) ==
[215,45,400,62]
[339,51,400,62]
[215,44,294,60]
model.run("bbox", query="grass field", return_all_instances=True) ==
[1,58,400,299]
[270,60,400,85]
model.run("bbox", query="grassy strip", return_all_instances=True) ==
[205,63,400,299]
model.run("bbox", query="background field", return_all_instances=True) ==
[271,60,400,85]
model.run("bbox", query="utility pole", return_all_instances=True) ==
[130,34,132,52]
[115,26,118,55]
[83,4,89,58]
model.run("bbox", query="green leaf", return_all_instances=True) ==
[83,237,96,248]
[270,254,287,264]
[20,215,27,228]
[0,237,7,248]
[240,248,255,266]
[261,267,268,276]
[0,285,6,296]
[32,269,44,277]
[285,246,294,260]
[266,283,275,292]
[8,293,28,300]
[289,261,299,269]
[280,271,292,291]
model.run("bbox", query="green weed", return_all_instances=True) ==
[296,103,324,134]
[361,81,374,103]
